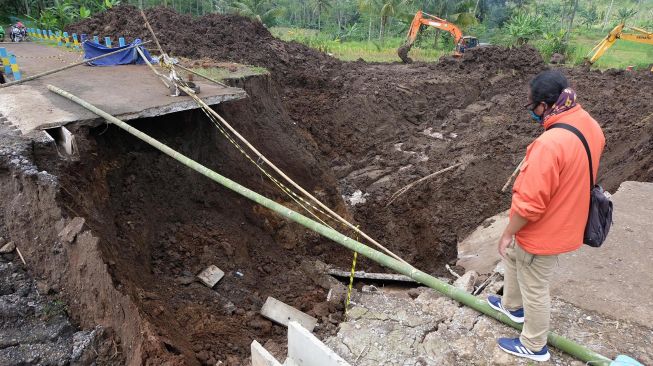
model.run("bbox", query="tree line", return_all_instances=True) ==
[1,0,651,52]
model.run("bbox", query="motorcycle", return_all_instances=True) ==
[10,26,26,42]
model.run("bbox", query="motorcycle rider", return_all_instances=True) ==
[10,22,26,42]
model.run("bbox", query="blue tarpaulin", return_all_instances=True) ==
[83,39,153,66]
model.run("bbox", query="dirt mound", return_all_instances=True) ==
[66,6,340,86]
[458,44,544,73]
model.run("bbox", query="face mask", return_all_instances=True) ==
[530,110,543,124]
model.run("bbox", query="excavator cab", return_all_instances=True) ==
[456,36,479,54]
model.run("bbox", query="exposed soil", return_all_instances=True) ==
[0,5,649,365]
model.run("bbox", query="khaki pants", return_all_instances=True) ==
[502,241,558,351]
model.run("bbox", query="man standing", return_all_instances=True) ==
[487,70,605,362]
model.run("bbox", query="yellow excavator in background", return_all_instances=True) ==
[586,23,653,71]
[398,10,479,63]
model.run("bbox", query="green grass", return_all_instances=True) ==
[271,26,652,69]
[569,30,653,70]
[271,27,449,62]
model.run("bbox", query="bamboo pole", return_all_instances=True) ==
[0,41,152,88]
[501,156,526,192]
[47,83,613,365]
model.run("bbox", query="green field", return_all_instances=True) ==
[271,26,653,70]
[271,27,446,63]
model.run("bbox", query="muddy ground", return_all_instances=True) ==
[1,5,652,365]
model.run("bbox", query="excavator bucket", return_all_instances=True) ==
[398,44,413,63]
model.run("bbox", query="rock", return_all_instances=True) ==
[407,288,421,299]
[223,302,236,316]
[326,284,347,305]
[345,306,368,320]
[485,280,504,295]
[36,280,51,295]
[248,318,273,334]
[0,241,16,253]
[453,270,478,293]
[490,346,516,365]
[550,53,565,64]
[312,302,331,317]
[493,261,505,276]
[196,350,210,363]
[58,217,86,244]
[361,285,379,293]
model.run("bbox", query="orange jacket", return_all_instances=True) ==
[511,105,605,255]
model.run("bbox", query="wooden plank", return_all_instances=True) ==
[326,268,416,283]
[260,296,318,332]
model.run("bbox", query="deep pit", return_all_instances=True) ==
[0,5,652,365]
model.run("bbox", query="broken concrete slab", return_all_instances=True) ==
[455,181,653,329]
[251,340,283,366]
[260,296,318,332]
[456,210,507,274]
[452,270,478,293]
[196,265,224,288]
[326,287,653,365]
[287,321,350,366]
[0,43,246,134]
[58,217,85,244]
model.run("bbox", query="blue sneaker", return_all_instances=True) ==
[487,295,524,323]
[497,337,550,362]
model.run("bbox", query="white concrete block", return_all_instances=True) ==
[260,297,318,332]
[197,265,225,288]
[287,321,350,366]
[251,340,283,366]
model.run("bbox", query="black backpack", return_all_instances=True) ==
[547,123,613,247]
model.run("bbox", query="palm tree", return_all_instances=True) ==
[311,0,331,31]
[378,0,411,42]
[228,0,285,26]
[616,8,637,24]
[358,0,377,41]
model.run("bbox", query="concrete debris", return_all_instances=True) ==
[0,241,16,254]
[197,265,225,288]
[58,217,85,244]
[452,270,478,293]
[326,286,653,365]
[260,296,318,332]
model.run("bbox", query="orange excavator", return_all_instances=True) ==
[398,10,479,63]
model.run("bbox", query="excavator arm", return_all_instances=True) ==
[398,10,464,63]
[587,23,653,71]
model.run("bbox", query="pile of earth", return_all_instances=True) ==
[66,5,340,87]
[66,5,653,274]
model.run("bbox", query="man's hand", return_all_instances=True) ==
[498,212,529,258]
[498,231,513,258]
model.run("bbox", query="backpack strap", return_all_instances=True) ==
[546,123,594,189]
